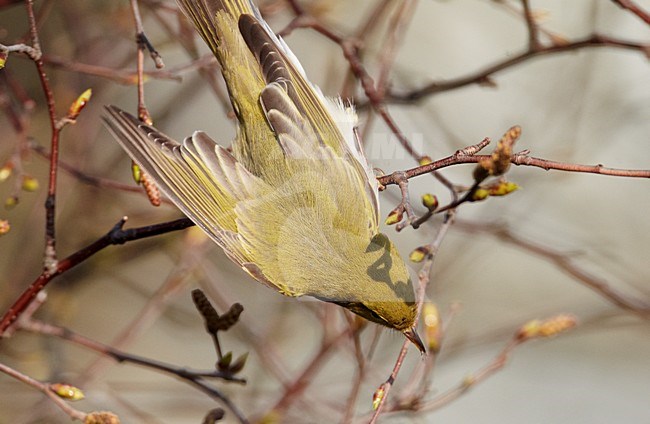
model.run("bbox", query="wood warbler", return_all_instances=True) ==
[104,0,424,352]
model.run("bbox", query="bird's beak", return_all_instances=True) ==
[403,327,426,354]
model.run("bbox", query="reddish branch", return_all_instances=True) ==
[22,0,59,272]
[40,53,212,84]
[378,150,650,187]
[521,0,541,50]
[611,0,650,25]
[0,217,194,335]
[267,328,351,419]
[130,0,154,124]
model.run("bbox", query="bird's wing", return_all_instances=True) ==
[237,13,380,225]
[103,105,264,267]
[232,144,377,297]
[175,0,379,225]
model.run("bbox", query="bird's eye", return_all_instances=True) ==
[331,301,388,326]
[368,309,384,323]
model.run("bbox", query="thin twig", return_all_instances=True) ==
[130,0,152,123]
[376,0,418,98]
[455,220,650,317]
[267,328,351,419]
[339,0,393,99]
[368,341,410,424]
[0,361,87,421]
[20,318,248,423]
[341,321,367,424]
[30,143,157,196]
[521,0,540,50]
[40,53,217,83]
[389,34,650,102]
[611,0,650,25]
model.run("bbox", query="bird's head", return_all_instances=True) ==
[326,232,425,353]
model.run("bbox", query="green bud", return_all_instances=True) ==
[218,351,233,371]
[22,175,39,192]
[51,383,85,401]
[131,162,142,184]
[409,246,430,263]
[489,181,519,196]
[372,385,386,410]
[421,193,438,211]
[418,156,432,166]
[472,188,489,201]
[5,196,18,209]
[385,209,403,225]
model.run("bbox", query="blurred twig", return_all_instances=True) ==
[388,34,650,102]
[0,361,87,421]
[23,0,60,273]
[20,317,248,423]
[611,0,650,25]
[455,220,650,317]
[79,233,211,384]
[266,328,352,420]
[379,315,577,416]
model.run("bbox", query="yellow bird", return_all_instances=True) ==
[104,0,423,352]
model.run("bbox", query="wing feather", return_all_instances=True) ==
[103,105,262,264]
[237,13,380,223]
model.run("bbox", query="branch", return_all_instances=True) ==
[20,318,248,423]
[0,217,194,335]
[30,143,156,196]
[611,0,650,25]
[378,149,650,187]
[0,361,87,421]
[266,328,351,419]
[521,0,541,50]
[455,220,650,317]
[23,0,60,272]
[389,34,650,103]
[39,54,218,84]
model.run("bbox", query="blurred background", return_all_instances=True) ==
[1,0,649,423]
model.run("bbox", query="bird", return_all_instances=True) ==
[103,0,424,353]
